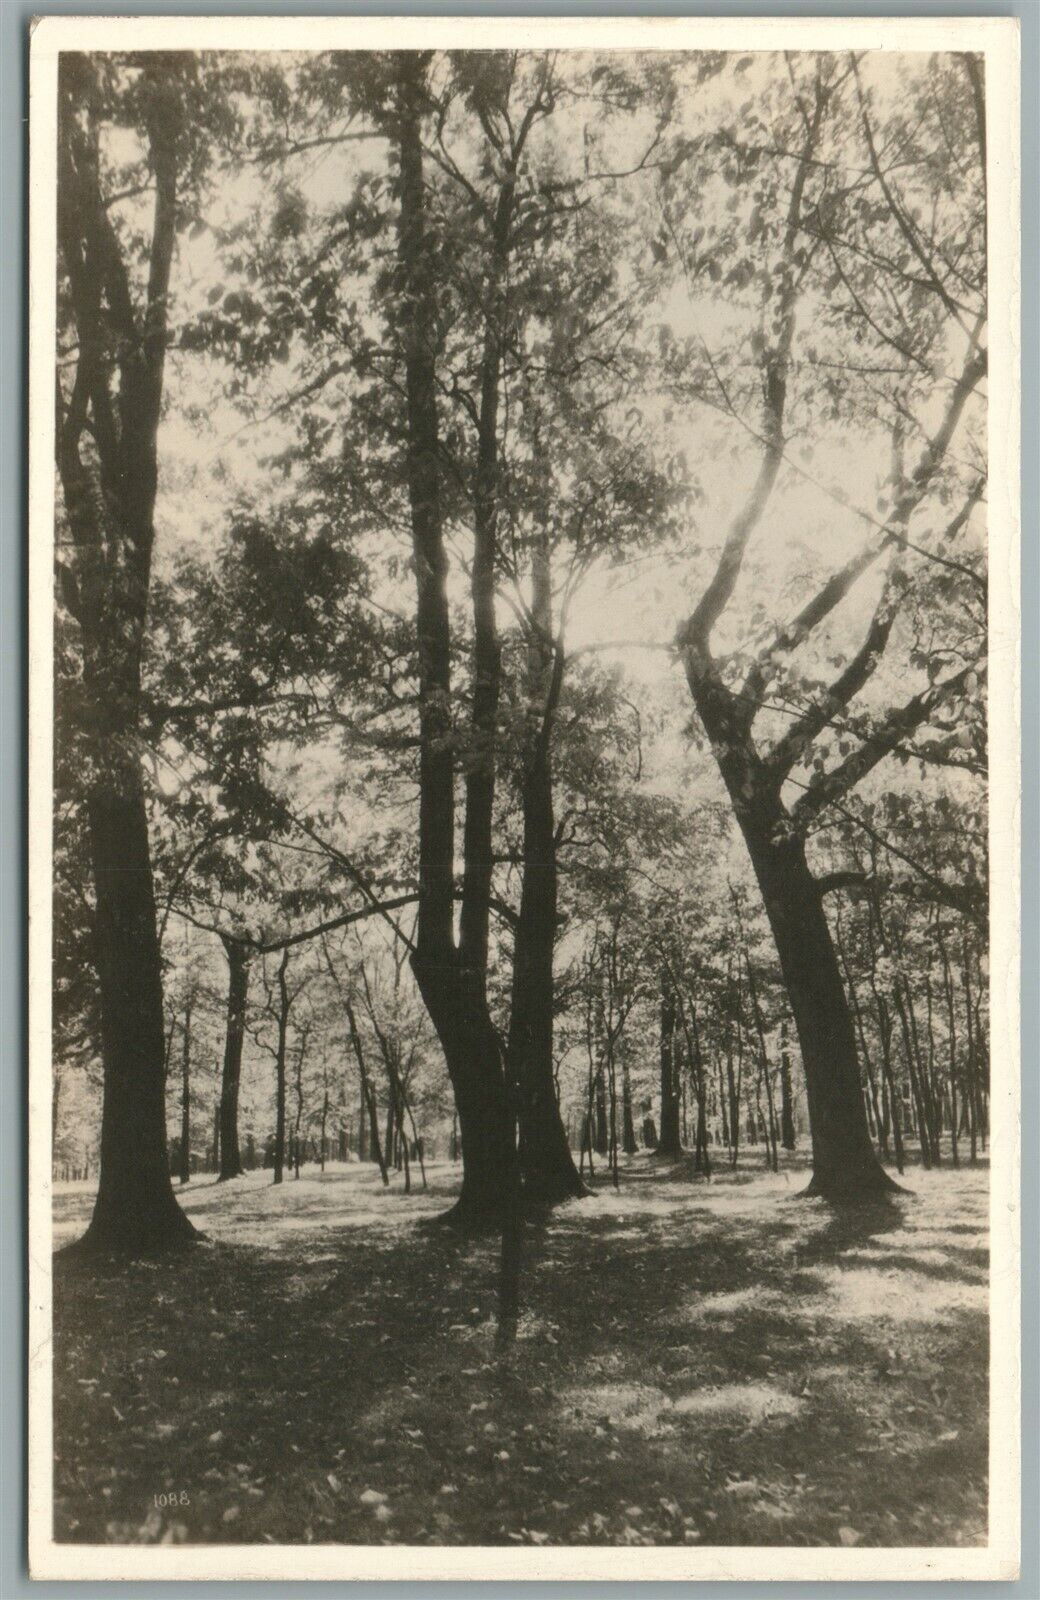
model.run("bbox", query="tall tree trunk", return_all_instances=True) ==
[509,530,584,1205]
[334,971,389,1188]
[56,58,193,1254]
[864,913,906,1174]
[272,948,290,1186]
[411,971,517,1220]
[593,1062,609,1156]
[71,779,196,1251]
[52,1070,62,1161]
[725,986,740,1169]
[778,1019,797,1151]
[293,1022,309,1180]
[384,1089,395,1176]
[178,999,192,1186]
[607,1041,620,1189]
[680,997,712,1177]
[621,1054,638,1157]
[739,808,899,1199]
[395,57,515,1227]
[935,921,961,1168]
[960,925,981,1163]
[655,971,684,1159]
[218,940,249,1181]
[742,943,779,1173]
[835,915,887,1159]
[718,1046,731,1149]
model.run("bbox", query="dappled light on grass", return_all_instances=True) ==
[563,1380,804,1434]
[52,1154,988,1548]
[673,1384,804,1423]
[805,1266,988,1325]
[564,1383,671,1435]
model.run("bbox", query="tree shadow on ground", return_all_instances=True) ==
[51,1154,988,1549]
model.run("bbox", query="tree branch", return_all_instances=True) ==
[765,561,903,777]
[680,74,831,657]
[789,661,979,830]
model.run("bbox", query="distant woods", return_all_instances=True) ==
[52,48,987,1252]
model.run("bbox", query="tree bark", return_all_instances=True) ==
[621,1054,638,1156]
[394,56,516,1227]
[272,948,291,1185]
[69,779,196,1251]
[655,972,684,1159]
[56,57,194,1256]
[508,528,584,1205]
[739,804,900,1199]
[679,638,897,1199]
[178,998,192,1185]
[779,1019,797,1151]
[218,940,249,1181]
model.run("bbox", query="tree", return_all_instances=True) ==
[664,53,986,1199]
[217,938,250,1180]
[386,53,521,1226]
[655,968,684,1160]
[54,52,236,1250]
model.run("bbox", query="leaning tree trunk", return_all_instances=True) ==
[218,940,249,1181]
[741,807,899,1200]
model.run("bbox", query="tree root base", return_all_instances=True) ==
[797,1167,910,1204]
[59,1218,203,1262]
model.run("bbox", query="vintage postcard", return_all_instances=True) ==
[28,15,1020,1582]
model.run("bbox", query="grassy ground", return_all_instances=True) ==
[51,1150,988,1547]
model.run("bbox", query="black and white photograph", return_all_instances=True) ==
[27,16,1020,1582]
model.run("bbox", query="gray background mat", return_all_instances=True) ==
[2,1,1035,1594]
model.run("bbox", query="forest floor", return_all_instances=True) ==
[51,1150,989,1548]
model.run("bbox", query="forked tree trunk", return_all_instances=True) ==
[218,940,249,1181]
[395,58,516,1228]
[411,965,518,1224]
